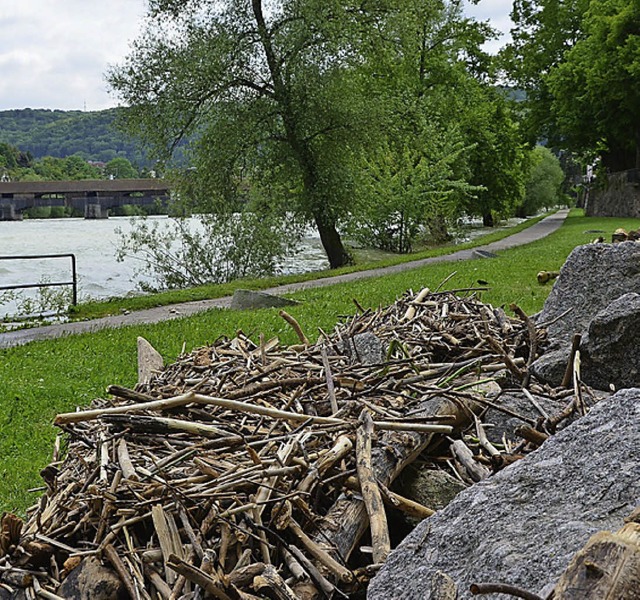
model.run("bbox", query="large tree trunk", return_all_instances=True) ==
[252,0,350,270]
[315,214,352,269]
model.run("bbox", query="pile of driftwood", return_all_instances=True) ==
[0,289,585,599]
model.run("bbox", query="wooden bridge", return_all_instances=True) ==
[0,179,171,220]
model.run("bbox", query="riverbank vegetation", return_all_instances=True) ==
[108,0,639,282]
[107,0,567,274]
[78,211,549,321]
[3,210,640,514]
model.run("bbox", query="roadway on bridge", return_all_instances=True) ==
[0,209,569,349]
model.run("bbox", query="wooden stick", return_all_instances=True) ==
[187,393,453,433]
[321,346,339,414]
[297,434,353,494]
[107,384,158,403]
[117,439,137,481]
[253,564,300,600]
[102,414,240,440]
[287,518,353,583]
[403,287,431,321]
[279,310,309,345]
[287,544,338,596]
[474,416,500,458]
[55,392,196,425]
[282,548,308,582]
[561,333,582,388]
[573,350,586,416]
[166,554,233,600]
[378,482,435,520]
[515,425,549,447]
[32,579,66,600]
[151,505,183,585]
[145,565,172,600]
[103,543,139,600]
[450,440,490,482]
[356,410,391,564]
[509,303,537,387]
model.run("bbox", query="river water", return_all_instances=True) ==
[0,215,526,319]
[0,216,329,318]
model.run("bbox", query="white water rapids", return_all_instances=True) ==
[0,216,329,318]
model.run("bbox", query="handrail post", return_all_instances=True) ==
[0,253,79,310]
[70,254,78,306]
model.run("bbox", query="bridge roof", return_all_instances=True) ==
[0,179,170,194]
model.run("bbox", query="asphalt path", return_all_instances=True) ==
[0,209,569,349]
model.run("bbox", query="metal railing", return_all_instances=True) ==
[0,253,78,306]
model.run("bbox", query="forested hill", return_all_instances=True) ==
[0,108,148,164]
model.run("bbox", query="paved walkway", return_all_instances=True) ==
[0,210,569,348]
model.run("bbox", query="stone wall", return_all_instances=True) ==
[586,169,640,217]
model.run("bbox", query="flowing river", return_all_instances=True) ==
[0,216,329,318]
[0,215,527,319]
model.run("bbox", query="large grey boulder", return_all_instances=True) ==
[579,292,640,390]
[535,242,640,350]
[230,289,300,310]
[367,388,640,600]
[532,291,640,389]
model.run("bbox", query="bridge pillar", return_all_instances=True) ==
[0,205,22,221]
[84,202,108,219]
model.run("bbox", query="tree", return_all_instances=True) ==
[502,0,590,146]
[105,157,138,179]
[460,86,528,226]
[345,0,515,242]
[108,0,381,268]
[347,127,475,252]
[503,0,640,171]
[517,145,565,216]
[547,0,640,170]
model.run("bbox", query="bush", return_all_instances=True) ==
[115,211,304,291]
[517,146,565,217]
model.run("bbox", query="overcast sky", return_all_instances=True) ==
[0,1,512,112]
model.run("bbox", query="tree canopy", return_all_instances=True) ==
[504,0,640,171]
[0,108,149,166]
[109,0,529,270]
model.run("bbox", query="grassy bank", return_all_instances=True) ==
[69,212,550,320]
[2,210,639,514]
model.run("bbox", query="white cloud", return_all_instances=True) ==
[0,1,512,112]
[0,0,147,110]
[464,0,514,54]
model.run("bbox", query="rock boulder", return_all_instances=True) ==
[367,388,640,600]
[535,242,640,350]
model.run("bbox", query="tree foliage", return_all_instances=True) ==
[105,157,139,179]
[109,0,382,268]
[547,0,640,170]
[115,212,303,290]
[0,108,149,165]
[504,0,640,171]
[517,145,565,216]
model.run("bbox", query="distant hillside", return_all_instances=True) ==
[0,108,150,166]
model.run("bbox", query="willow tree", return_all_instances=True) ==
[108,0,373,268]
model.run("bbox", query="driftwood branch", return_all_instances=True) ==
[356,410,391,564]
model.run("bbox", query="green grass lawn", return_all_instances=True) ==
[2,210,639,514]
